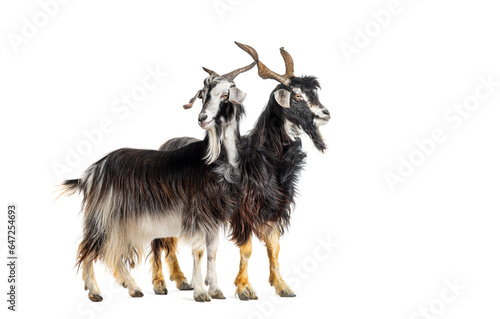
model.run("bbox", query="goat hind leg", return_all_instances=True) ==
[114,259,143,298]
[264,226,296,297]
[82,257,103,302]
[165,237,192,290]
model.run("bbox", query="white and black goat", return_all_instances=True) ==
[59,61,255,302]
[150,42,331,300]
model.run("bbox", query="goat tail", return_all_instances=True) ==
[57,179,82,199]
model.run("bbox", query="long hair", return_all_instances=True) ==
[61,130,240,272]
[230,89,307,245]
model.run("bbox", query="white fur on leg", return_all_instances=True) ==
[82,260,103,302]
[191,247,210,302]
[114,259,143,297]
[205,233,224,298]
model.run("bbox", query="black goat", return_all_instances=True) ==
[150,42,331,300]
[59,61,254,302]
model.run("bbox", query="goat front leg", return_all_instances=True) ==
[264,226,296,297]
[191,247,210,302]
[150,238,168,295]
[234,238,258,300]
[204,232,225,299]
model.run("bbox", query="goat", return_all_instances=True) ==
[149,42,331,300]
[59,61,255,302]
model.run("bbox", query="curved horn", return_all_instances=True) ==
[280,47,294,78]
[202,67,219,76]
[235,41,294,85]
[221,61,256,81]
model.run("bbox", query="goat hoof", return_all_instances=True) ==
[237,293,249,301]
[272,279,295,297]
[236,286,258,301]
[130,290,144,298]
[277,286,296,297]
[210,290,226,299]
[88,293,103,302]
[153,282,168,295]
[194,292,211,302]
[177,280,193,291]
[278,291,296,297]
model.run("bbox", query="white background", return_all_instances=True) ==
[1,0,500,318]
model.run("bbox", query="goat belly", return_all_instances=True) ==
[132,211,184,244]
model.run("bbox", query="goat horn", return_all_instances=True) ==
[202,67,219,76]
[280,47,294,78]
[221,61,256,81]
[235,41,293,85]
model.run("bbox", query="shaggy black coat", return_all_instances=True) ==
[152,76,325,247]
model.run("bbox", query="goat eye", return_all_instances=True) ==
[221,93,229,99]
[294,93,302,100]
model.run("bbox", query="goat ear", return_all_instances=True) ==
[183,90,202,109]
[274,89,291,108]
[228,87,246,105]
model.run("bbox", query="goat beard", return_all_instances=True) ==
[305,123,327,152]
[314,124,327,152]
[204,125,222,164]
[286,112,327,153]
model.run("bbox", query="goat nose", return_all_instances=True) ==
[323,109,330,116]
[198,114,208,123]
